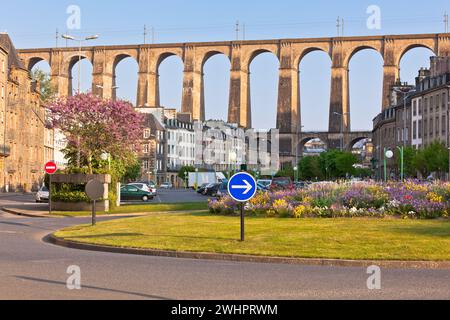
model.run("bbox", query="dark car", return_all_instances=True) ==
[204,183,221,196]
[294,181,306,189]
[120,185,154,202]
[216,182,229,198]
[197,183,210,194]
[270,177,294,191]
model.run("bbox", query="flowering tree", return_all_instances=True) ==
[48,93,144,174]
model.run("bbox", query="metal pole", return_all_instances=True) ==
[384,148,387,183]
[49,174,52,215]
[401,147,404,182]
[240,202,245,241]
[78,40,82,93]
[92,199,96,226]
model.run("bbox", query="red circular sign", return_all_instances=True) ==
[44,161,58,175]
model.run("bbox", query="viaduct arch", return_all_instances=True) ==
[18,33,450,163]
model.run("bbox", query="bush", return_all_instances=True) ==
[52,190,90,203]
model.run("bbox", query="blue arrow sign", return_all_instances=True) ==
[227,172,257,202]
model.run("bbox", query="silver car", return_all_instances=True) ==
[35,185,49,203]
[128,183,157,196]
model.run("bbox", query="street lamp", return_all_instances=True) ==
[95,84,119,97]
[195,168,199,191]
[293,166,298,183]
[384,149,394,182]
[62,34,99,94]
[184,171,188,189]
[393,88,416,146]
[100,152,111,171]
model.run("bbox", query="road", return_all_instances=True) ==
[0,193,449,300]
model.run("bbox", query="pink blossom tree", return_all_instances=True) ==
[48,93,144,174]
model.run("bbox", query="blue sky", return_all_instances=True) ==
[2,0,449,130]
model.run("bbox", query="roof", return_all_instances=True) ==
[0,33,25,70]
[144,113,165,131]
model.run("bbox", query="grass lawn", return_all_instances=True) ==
[51,202,208,217]
[54,213,450,261]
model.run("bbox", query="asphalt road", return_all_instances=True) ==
[0,193,449,300]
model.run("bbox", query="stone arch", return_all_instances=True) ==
[112,53,139,103]
[157,52,184,110]
[65,54,93,95]
[27,56,49,72]
[298,135,328,156]
[396,42,436,66]
[345,45,383,67]
[200,50,231,70]
[296,46,331,67]
[346,136,370,152]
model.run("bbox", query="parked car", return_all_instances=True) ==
[35,185,49,203]
[216,182,229,198]
[197,183,209,194]
[120,185,154,202]
[204,183,221,196]
[270,177,294,191]
[200,183,215,195]
[294,181,306,189]
[257,179,272,189]
[129,182,157,196]
[160,182,173,189]
[257,182,269,191]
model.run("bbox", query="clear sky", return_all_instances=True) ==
[2,0,449,131]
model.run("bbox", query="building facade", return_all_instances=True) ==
[0,34,48,192]
[373,56,450,180]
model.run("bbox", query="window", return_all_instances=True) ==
[413,122,417,140]
[143,129,150,139]
[143,144,149,154]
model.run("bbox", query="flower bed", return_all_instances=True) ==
[208,180,450,219]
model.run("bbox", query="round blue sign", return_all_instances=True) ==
[227,172,257,202]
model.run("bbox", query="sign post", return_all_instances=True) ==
[227,172,257,242]
[85,179,105,226]
[44,161,58,215]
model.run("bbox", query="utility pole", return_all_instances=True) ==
[336,16,341,36]
[243,24,246,40]
[235,20,240,40]
[143,25,147,44]
[445,12,449,33]
[55,29,59,48]
[341,18,345,36]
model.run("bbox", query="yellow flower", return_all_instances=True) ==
[293,205,306,218]
[427,192,443,203]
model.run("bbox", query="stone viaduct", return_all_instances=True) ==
[17,33,450,164]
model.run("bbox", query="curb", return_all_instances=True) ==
[1,207,52,218]
[47,234,450,270]
[2,206,208,219]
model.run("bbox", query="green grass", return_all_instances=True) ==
[54,213,450,261]
[51,202,208,217]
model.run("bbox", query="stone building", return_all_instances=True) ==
[411,57,450,150]
[0,33,49,192]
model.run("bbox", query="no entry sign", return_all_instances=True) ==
[44,161,58,175]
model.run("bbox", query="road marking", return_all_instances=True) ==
[0,230,18,234]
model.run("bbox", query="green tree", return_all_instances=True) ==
[423,142,449,179]
[31,69,56,103]
[178,166,196,180]
[276,163,294,179]
[298,156,323,180]
[398,146,417,178]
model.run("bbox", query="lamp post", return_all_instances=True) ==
[293,166,298,183]
[184,171,188,189]
[100,152,111,171]
[393,88,416,147]
[384,149,394,182]
[61,34,99,94]
[396,146,405,182]
[195,168,199,191]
